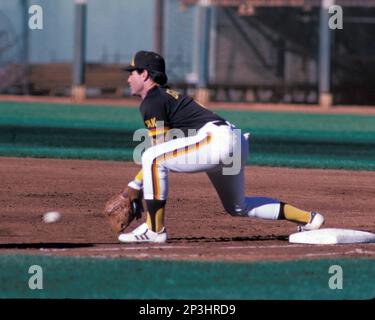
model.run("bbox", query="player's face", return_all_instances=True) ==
[127,70,144,96]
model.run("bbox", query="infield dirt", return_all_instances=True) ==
[1,157,375,261]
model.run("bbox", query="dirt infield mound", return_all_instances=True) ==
[1,157,375,261]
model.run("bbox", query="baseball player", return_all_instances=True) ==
[116,51,324,243]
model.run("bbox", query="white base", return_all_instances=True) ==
[289,228,375,245]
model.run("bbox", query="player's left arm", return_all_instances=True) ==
[128,169,143,190]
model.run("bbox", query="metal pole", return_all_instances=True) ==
[318,0,333,107]
[21,0,30,95]
[72,0,87,100]
[195,1,212,104]
[208,6,217,83]
[154,0,164,55]
[197,5,210,88]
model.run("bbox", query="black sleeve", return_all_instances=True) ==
[140,96,170,138]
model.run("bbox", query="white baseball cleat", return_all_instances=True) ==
[118,223,168,243]
[298,212,325,232]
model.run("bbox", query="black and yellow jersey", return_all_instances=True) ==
[140,86,227,137]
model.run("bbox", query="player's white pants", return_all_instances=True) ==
[141,121,280,220]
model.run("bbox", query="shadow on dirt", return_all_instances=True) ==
[170,235,289,242]
[0,243,94,249]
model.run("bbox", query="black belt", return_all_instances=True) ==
[212,120,228,127]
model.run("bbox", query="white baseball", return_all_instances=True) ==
[43,211,61,223]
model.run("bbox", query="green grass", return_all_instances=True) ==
[1,101,375,170]
[0,101,143,130]
[0,254,374,299]
[219,110,375,141]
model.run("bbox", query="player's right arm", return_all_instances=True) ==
[148,124,169,146]
[130,91,170,188]
[141,90,170,146]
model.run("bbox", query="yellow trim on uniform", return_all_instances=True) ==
[195,100,208,109]
[166,88,180,100]
[161,133,212,162]
[134,169,143,183]
[150,133,212,199]
[152,161,160,200]
[148,127,170,137]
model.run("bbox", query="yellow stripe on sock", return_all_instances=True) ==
[146,207,165,233]
[155,207,165,232]
[146,212,152,230]
[283,204,311,224]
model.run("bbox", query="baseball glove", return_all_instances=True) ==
[103,186,144,234]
